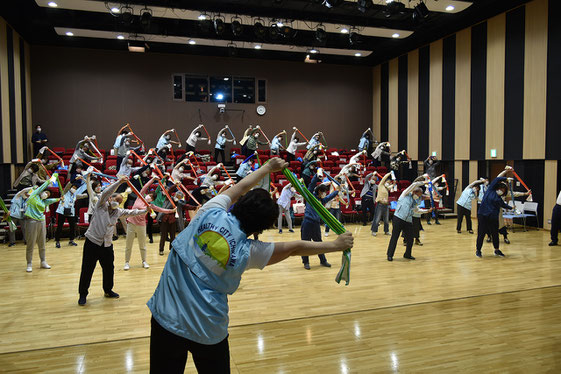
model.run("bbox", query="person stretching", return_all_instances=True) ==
[456,179,486,234]
[147,157,353,373]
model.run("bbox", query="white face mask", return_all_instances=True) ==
[40,192,49,200]
[95,187,102,193]
[145,195,152,203]
[28,168,34,173]
[413,194,420,201]
[71,188,77,194]
[37,128,41,132]
[496,190,504,196]
[110,201,119,209]
[178,167,184,172]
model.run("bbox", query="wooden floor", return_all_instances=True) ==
[0,219,560,373]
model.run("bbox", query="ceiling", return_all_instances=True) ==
[1,0,531,66]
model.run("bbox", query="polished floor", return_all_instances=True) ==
[0,219,559,373]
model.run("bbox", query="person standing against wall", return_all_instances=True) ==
[550,190,561,246]
[31,125,48,156]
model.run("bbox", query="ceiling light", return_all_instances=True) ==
[269,24,280,39]
[128,41,146,52]
[188,39,196,45]
[117,35,125,40]
[446,5,455,11]
[310,48,318,54]
[48,2,58,7]
[65,31,74,36]
[324,0,343,8]
[121,6,133,24]
[386,0,394,3]
[254,44,262,49]
[110,7,120,13]
[392,33,400,38]
[276,21,284,27]
[198,13,208,20]
[340,27,349,34]
[355,52,362,57]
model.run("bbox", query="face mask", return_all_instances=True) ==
[40,192,48,200]
[37,128,41,132]
[127,163,133,167]
[496,190,504,196]
[473,188,478,194]
[28,168,34,173]
[413,194,420,201]
[95,187,101,193]
[71,188,77,194]
[145,195,152,203]
[178,167,184,172]
[110,201,119,209]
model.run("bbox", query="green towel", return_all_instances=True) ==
[281,169,351,285]
[0,196,17,232]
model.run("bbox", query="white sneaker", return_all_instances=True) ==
[40,261,51,269]
[26,263,32,272]
[124,262,130,270]
[142,261,150,269]
[324,232,329,237]
[371,232,377,236]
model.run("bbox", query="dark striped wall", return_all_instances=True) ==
[372,0,559,228]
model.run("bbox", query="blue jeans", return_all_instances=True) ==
[325,208,341,233]
[371,203,389,233]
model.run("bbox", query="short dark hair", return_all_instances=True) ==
[495,182,508,191]
[231,188,278,235]
[314,183,330,195]
[30,163,40,173]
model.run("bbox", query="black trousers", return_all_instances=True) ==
[147,214,154,241]
[159,220,177,252]
[55,213,76,241]
[78,238,114,296]
[150,317,230,374]
[412,217,421,239]
[387,216,413,258]
[186,144,196,153]
[476,214,500,250]
[551,204,561,243]
[361,196,375,224]
[456,204,472,231]
[300,218,327,264]
[286,153,295,162]
[214,148,225,164]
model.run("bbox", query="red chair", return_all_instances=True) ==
[289,161,301,169]
[77,207,90,234]
[341,199,358,223]
[52,147,65,155]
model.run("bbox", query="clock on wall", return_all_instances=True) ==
[256,105,266,116]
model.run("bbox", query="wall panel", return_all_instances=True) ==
[429,39,443,158]
[388,58,399,148]
[407,49,419,160]
[455,28,471,160]
[544,160,558,230]
[372,65,381,142]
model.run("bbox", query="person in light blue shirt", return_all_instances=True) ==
[55,181,88,248]
[270,130,286,156]
[306,132,322,149]
[147,157,354,373]
[386,181,431,261]
[358,128,371,151]
[456,179,486,234]
[156,129,181,152]
[235,157,256,181]
[7,187,32,247]
[214,126,235,164]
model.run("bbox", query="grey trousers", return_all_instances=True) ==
[8,217,26,244]
[125,222,147,263]
[24,218,46,263]
[278,206,293,230]
[371,203,390,233]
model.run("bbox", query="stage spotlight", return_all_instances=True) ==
[140,8,152,28]
[121,6,133,24]
[199,19,212,33]
[324,0,343,8]
[357,0,373,13]
[315,26,327,43]
[270,24,280,39]
[349,31,361,45]
[280,25,296,38]
[231,18,243,36]
[254,20,267,39]
[385,0,405,18]
[414,2,430,19]
[214,18,225,35]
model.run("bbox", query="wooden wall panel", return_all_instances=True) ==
[523,0,548,159]
[25,41,32,160]
[388,58,399,149]
[455,29,471,160]
[455,160,462,212]
[372,65,381,142]
[486,14,506,160]
[429,39,443,158]
[0,19,10,162]
[544,160,557,230]
[13,32,23,163]
[407,49,419,160]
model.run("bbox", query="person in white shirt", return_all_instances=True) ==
[186,125,209,153]
[286,129,307,162]
[277,183,296,233]
[214,126,235,164]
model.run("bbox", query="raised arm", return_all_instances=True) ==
[399,181,424,200]
[467,179,486,189]
[223,157,288,204]
[379,171,391,185]
[267,232,353,266]
[28,175,55,199]
[98,178,125,206]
